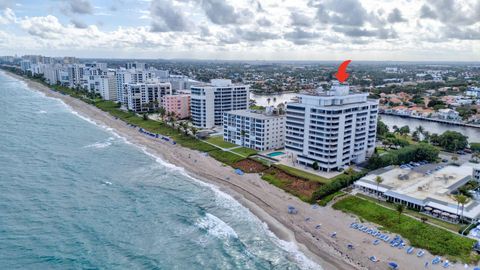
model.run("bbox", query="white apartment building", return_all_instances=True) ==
[126,79,172,112]
[285,82,378,172]
[191,79,249,128]
[84,73,117,101]
[115,69,150,104]
[67,64,86,88]
[223,108,285,151]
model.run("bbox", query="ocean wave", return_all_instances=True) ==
[273,236,323,270]
[23,83,322,270]
[36,110,47,114]
[84,137,115,149]
[195,213,239,240]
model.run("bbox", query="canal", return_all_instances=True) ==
[381,114,480,142]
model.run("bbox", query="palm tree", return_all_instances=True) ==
[345,166,354,175]
[396,204,405,223]
[454,194,469,222]
[158,107,166,121]
[415,125,424,135]
[375,176,383,201]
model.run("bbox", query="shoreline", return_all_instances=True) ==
[4,70,469,270]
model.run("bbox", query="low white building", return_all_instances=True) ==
[354,164,480,223]
[436,108,461,121]
[126,79,172,112]
[223,108,285,151]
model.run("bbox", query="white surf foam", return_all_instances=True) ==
[36,110,47,114]
[18,79,323,270]
[195,213,239,240]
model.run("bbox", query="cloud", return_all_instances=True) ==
[235,27,279,42]
[0,7,15,24]
[387,8,407,23]
[70,18,87,29]
[256,17,272,27]
[150,0,190,32]
[201,0,251,25]
[284,28,320,45]
[19,15,65,39]
[419,4,436,19]
[333,26,397,39]
[64,0,93,15]
[419,0,480,26]
[290,11,314,27]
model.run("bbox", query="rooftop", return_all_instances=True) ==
[362,165,473,205]
[225,109,285,120]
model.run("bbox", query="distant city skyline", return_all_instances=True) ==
[0,0,479,61]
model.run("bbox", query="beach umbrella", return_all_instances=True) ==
[433,209,441,214]
[388,262,398,269]
[442,212,450,216]
[424,206,432,211]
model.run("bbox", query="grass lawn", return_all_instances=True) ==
[274,164,335,184]
[95,101,217,153]
[206,136,237,148]
[318,191,345,206]
[208,150,245,165]
[333,196,478,263]
[356,194,463,232]
[231,147,258,157]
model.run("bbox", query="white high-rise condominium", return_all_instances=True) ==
[67,64,85,88]
[285,82,378,172]
[190,79,249,128]
[223,108,285,151]
[126,79,172,112]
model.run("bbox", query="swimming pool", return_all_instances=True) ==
[267,151,285,157]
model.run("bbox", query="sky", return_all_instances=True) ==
[0,0,479,61]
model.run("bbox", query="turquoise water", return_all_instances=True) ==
[267,152,285,157]
[0,72,319,269]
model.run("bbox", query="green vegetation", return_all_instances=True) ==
[470,143,480,153]
[249,105,265,111]
[231,147,258,157]
[367,143,439,170]
[430,131,468,152]
[205,136,237,148]
[273,164,333,184]
[208,150,245,165]
[356,194,462,232]
[333,196,478,263]
[317,191,345,206]
[312,170,367,201]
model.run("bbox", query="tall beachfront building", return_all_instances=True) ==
[223,108,285,151]
[190,79,249,128]
[285,82,378,172]
[126,79,172,112]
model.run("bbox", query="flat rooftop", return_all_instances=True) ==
[225,110,285,120]
[362,164,474,205]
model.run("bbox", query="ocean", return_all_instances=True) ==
[0,72,320,270]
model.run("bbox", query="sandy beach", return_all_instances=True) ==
[6,71,470,270]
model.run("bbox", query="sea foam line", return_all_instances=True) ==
[20,78,322,270]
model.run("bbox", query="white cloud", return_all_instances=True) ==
[0,0,478,60]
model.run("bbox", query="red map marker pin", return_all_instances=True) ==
[335,60,352,83]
